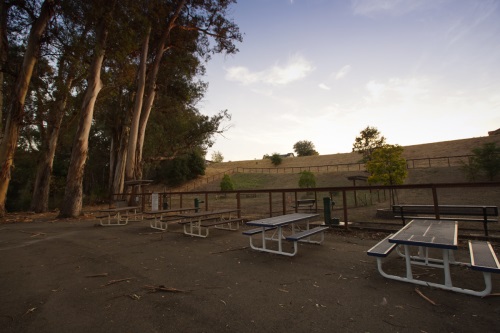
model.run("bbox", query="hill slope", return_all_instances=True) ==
[177,135,500,192]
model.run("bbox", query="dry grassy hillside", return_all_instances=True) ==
[177,135,500,192]
[206,135,500,174]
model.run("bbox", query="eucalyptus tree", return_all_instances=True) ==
[121,0,242,190]
[0,0,58,217]
[59,0,127,217]
[29,1,94,213]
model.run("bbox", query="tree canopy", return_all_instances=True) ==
[0,0,242,215]
[293,140,319,157]
[464,142,500,181]
[365,145,407,186]
[352,126,386,162]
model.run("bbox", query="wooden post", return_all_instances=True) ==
[342,190,348,230]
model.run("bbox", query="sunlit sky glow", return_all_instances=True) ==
[200,0,500,161]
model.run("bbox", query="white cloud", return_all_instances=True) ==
[225,55,314,86]
[335,65,351,80]
[318,83,331,90]
[351,0,443,17]
[364,77,430,103]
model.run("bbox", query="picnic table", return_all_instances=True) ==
[244,213,327,256]
[177,209,242,238]
[143,207,198,231]
[367,219,500,296]
[97,206,141,226]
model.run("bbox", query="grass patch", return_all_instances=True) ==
[231,173,277,189]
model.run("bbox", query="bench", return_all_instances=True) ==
[292,199,316,211]
[242,226,277,236]
[285,226,328,244]
[392,205,498,236]
[469,240,500,273]
[366,234,397,257]
[468,240,500,296]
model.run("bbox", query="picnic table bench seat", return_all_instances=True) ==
[292,199,316,211]
[285,226,329,243]
[469,240,500,273]
[392,204,498,236]
[200,218,243,228]
[242,226,277,236]
[367,234,397,257]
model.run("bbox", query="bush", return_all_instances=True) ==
[270,153,283,166]
[298,171,316,188]
[220,174,234,191]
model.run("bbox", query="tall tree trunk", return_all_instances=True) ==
[30,74,73,212]
[128,1,186,182]
[112,125,129,197]
[59,20,108,218]
[124,26,150,183]
[0,0,10,136]
[0,0,54,217]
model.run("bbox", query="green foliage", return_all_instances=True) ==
[365,145,407,186]
[293,140,319,157]
[220,174,235,191]
[270,153,283,166]
[6,151,36,211]
[352,126,387,162]
[465,143,500,181]
[298,171,316,188]
[154,150,206,187]
[211,151,224,163]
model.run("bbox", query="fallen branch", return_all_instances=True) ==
[415,288,437,305]
[102,277,134,286]
[210,246,248,254]
[86,273,109,278]
[143,285,186,293]
[19,230,46,237]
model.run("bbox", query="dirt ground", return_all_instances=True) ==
[1,215,500,333]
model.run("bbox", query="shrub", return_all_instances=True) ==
[270,153,283,166]
[220,174,235,191]
[298,171,316,188]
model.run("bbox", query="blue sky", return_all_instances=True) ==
[200,0,500,161]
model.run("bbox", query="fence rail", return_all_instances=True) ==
[117,182,500,233]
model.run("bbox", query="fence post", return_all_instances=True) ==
[237,192,241,218]
[432,186,440,219]
[342,190,348,229]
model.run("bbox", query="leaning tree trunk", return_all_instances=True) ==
[124,26,150,183]
[111,126,129,198]
[0,0,54,217]
[59,21,108,218]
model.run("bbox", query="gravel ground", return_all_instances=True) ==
[1,218,500,333]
